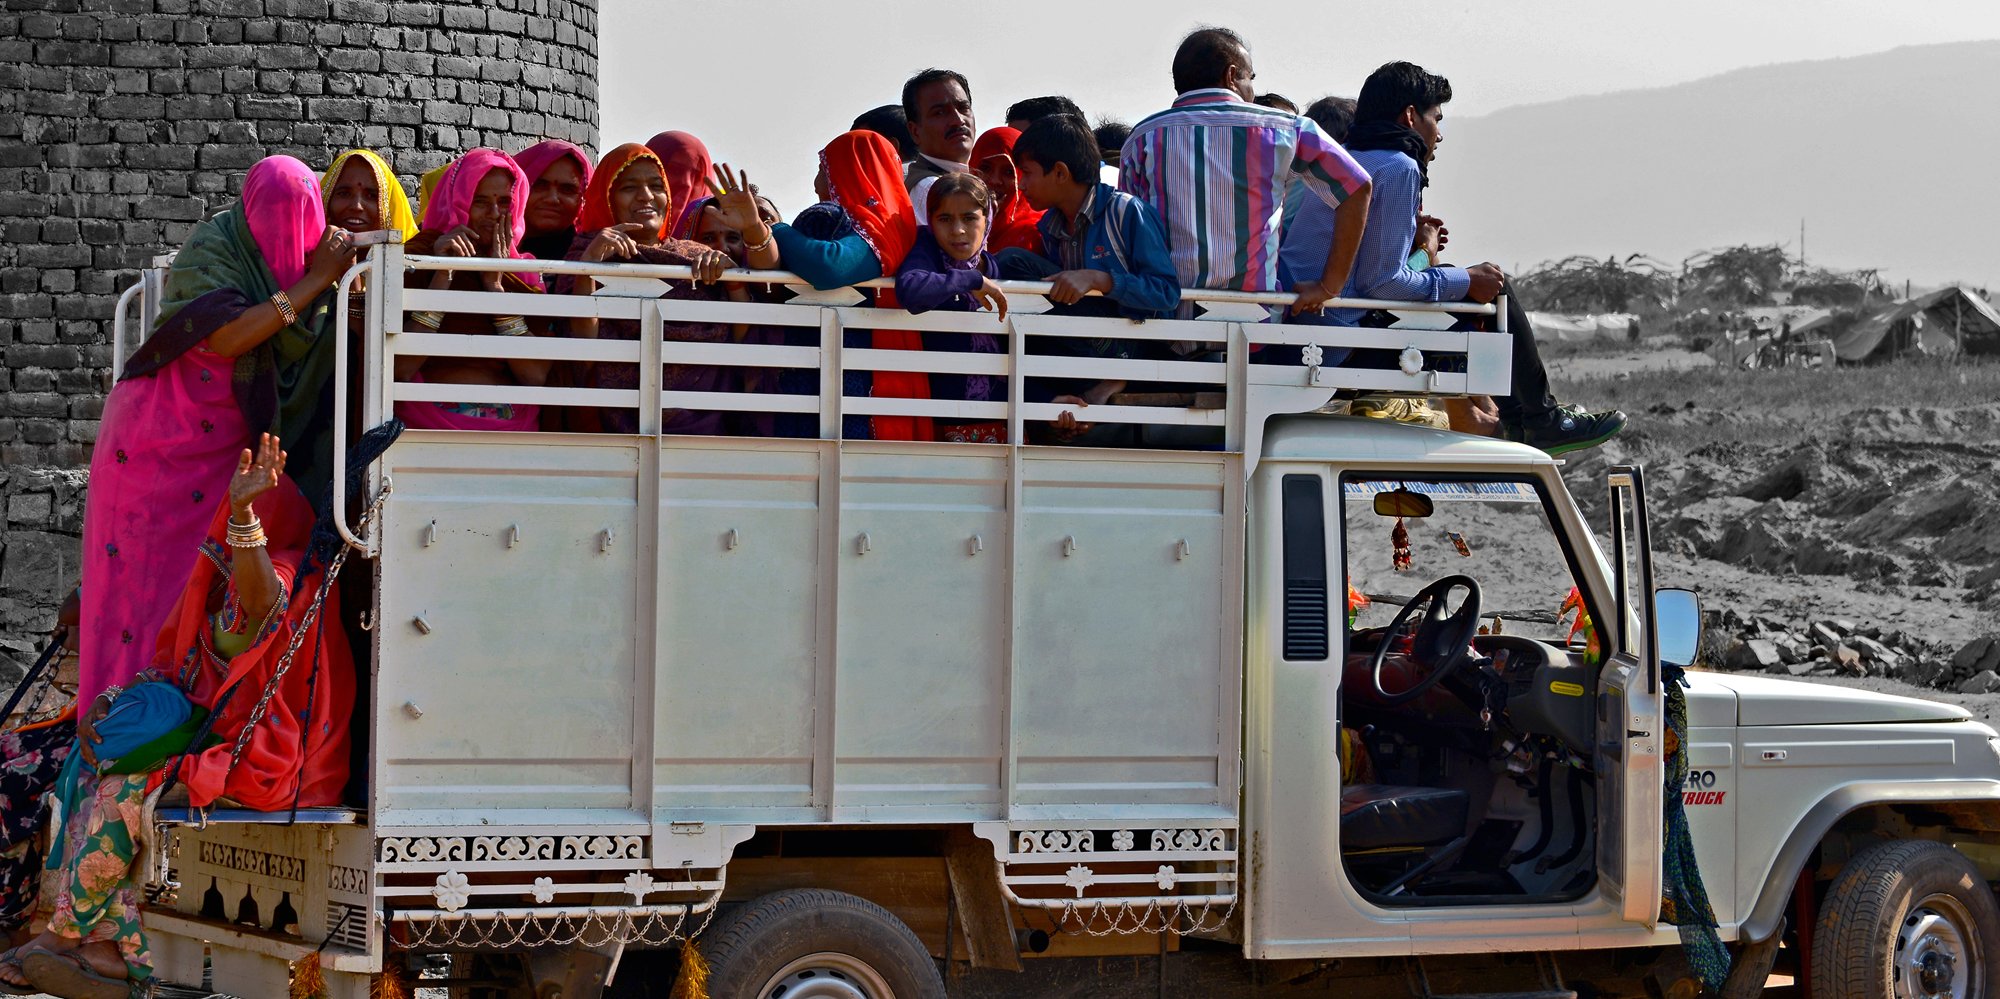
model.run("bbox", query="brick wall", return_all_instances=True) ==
[0,0,598,669]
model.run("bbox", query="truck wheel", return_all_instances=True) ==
[1812,839,2000,999]
[698,889,944,999]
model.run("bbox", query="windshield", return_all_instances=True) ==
[1342,477,1592,650]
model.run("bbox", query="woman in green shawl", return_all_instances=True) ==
[76,155,357,753]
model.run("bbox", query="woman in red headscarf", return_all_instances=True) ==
[711,131,926,439]
[554,143,742,436]
[396,147,552,432]
[644,131,716,239]
[514,139,594,261]
[969,126,1045,254]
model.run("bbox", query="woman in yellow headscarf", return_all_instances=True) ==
[320,148,418,241]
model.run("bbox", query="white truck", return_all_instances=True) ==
[110,243,2000,999]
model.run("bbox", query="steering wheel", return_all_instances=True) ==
[1369,574,1483,707]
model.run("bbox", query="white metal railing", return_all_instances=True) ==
[120,239,1515,551]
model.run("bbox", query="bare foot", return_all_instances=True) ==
[0,929,59,989]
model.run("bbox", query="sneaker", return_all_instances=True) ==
[1509,405,1627,455]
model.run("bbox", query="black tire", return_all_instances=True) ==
[698,888,944,999]
[1812,838,2000,998]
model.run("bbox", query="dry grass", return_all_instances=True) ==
[1552,353,2000,453]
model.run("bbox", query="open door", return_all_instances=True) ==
[1596,466,1665,926]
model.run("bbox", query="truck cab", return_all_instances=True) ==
[116,242,2000,999]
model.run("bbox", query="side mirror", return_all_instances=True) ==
[1373,489,1433,519]
[1654,588,1701,667]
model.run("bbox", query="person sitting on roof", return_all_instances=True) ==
[1121,27,1372,327]
[1283,61,1625,454]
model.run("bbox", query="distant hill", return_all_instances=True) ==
[1425,41,2000,289]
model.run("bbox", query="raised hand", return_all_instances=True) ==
[705,163,768,240]
[228,432,287,515]
[435,225,482,259]
[582,223,649,263]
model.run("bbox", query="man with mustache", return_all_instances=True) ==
[902,68,977,193]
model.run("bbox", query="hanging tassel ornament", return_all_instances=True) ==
[670,937,711,999]
[1391,517,1412,573]
[370,963,413,999]
[290,952,327,999]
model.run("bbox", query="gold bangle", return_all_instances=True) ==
[270,291,297,326]
[495,315,532,337]
[411,310,443,331]
[742,228,774,255]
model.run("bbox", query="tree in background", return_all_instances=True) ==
[1679,244,1791,309]
[1515,254,1675,314]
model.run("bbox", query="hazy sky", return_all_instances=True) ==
[601,0,2000,228]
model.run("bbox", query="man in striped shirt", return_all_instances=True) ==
[1119,28,1373,320]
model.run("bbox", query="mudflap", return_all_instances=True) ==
[147,822,379,997]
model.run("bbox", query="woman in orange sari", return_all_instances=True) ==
[556,143,740,435]
[3,435,352,998]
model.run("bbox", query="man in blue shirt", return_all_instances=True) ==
[1281,62,1625,456]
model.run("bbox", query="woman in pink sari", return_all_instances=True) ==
[79,156,357,717]
[394,148,552,432]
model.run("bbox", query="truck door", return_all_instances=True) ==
[1596,467,1665,926]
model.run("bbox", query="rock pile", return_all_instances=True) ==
[1704,608,1965,689]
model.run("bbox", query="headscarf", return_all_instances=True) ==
[416,160,455,230]
[644,131,714,238]
[513,139,594,195]
[241,155,324,290]
[578,143,670,241]
[318,148,417,241]
[418,148,542,290]
[130,155,337,470]
[968,127,1045,254]
[820,130,916,273]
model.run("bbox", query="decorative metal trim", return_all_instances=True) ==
[981,824,1239,935]
[377,834,647,868]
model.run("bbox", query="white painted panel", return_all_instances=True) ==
[375,436,642,816]
[1013,454,1231,807]
[655,442,822,810]
[835,448,1009,811]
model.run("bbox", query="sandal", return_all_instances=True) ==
[0,946,39,995]
[23,948,130,999]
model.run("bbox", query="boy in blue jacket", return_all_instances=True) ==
[1007,114,1180,320]
[1001,114,1184,443]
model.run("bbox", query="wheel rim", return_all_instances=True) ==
[759,951,895,999]
[1897,892,1979,999]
